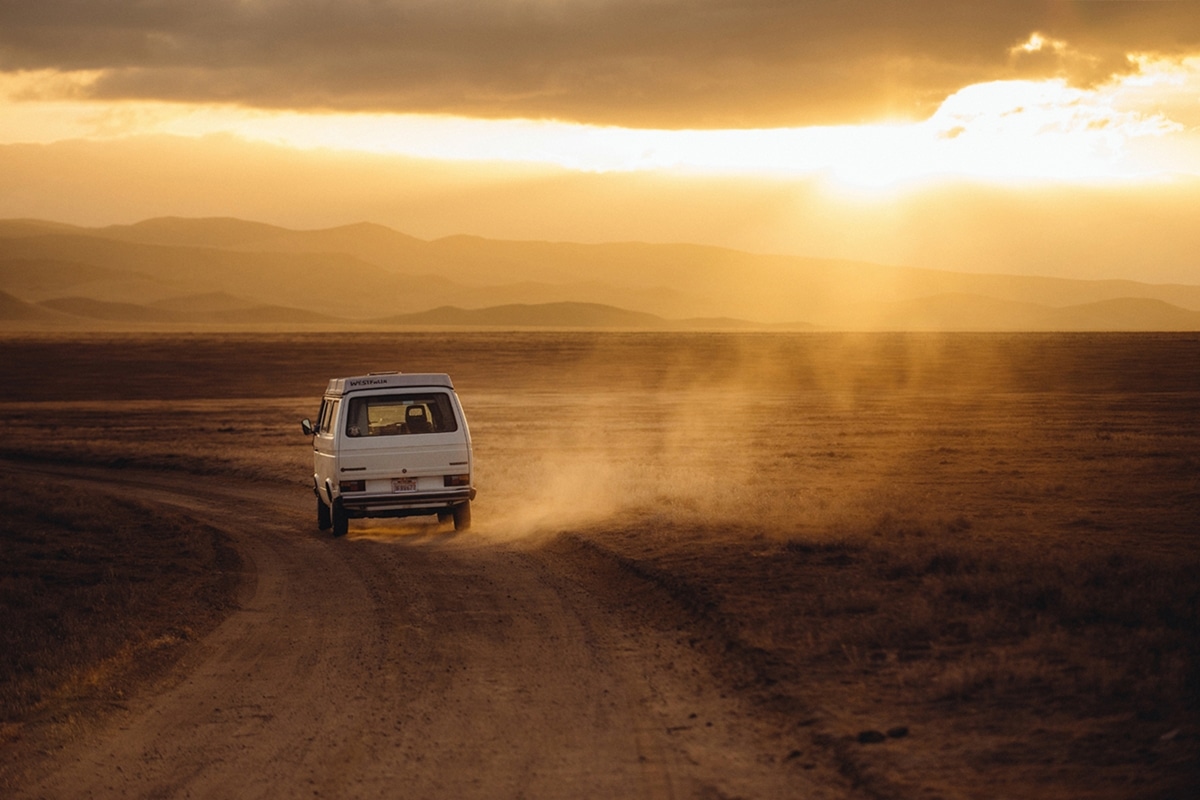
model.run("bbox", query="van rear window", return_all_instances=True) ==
[345,393,458,437]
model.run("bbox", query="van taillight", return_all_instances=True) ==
[444,474,470,487]
[339,480,365,492]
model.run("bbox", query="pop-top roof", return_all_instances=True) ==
[325,372,454,396]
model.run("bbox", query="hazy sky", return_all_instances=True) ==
[2,1,1199,283]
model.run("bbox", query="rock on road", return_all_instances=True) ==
[9,471,848,799]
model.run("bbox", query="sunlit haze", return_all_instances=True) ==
[2,3,1200,284]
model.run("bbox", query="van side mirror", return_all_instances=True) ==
[301,418,314,436]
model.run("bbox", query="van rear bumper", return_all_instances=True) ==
[339,487,475,518]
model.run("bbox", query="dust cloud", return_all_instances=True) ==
[450,331,1193,548]
[461,333,1013,542]
[470,390,759,540]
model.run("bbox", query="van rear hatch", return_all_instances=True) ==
[339,439,468,484]
[336,437,472,510]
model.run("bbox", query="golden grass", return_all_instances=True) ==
[564,520,1199,798]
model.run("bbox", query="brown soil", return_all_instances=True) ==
[1,332,1197,798]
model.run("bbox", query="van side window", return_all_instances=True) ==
[345,393,458,437]
[319,399,339,435]
[315,399,329,432]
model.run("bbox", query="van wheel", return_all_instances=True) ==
[452,501,472,531]
[331,503,349,538]
[317,498,332,530]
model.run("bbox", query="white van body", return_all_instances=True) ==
[301,372,475,536]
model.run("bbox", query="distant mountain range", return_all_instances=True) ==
[2,216,1198,331]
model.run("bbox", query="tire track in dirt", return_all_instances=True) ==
[7,464,857,799]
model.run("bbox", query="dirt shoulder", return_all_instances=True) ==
[562,523,1200,799]
[0,463,245,790]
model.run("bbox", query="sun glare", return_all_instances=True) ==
[2,57,1198,190]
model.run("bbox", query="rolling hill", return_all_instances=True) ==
[375,302,679,329]
[0,290,72,323]
[2,216,1198,331]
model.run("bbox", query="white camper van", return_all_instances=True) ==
[300,372,475,536]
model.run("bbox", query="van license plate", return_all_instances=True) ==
[391,478,417,493]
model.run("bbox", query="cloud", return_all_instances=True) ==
[1,1,1198,127]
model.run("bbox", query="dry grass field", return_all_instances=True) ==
[1,331,1198,798]
[0,477,240,733]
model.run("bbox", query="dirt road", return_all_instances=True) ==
[8,468,847,800]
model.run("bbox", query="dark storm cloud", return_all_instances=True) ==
[1,1,1197,127]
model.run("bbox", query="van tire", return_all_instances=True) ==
[452,501,472,531]
[331,502,349,538]
[317,498,332,531]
